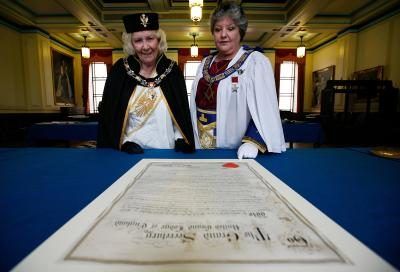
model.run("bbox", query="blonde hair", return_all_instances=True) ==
[122,29,168,56]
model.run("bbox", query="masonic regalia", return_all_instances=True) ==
[197,108,216,149]
[124,85,162,141]
[195,49,256,149]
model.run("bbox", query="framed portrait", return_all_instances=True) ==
[51,48,75,105]
[312,65,335,111]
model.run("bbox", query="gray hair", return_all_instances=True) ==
[210,1,248,41]
[122,28,168,56]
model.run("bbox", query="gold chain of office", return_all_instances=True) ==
[123,57,175,88]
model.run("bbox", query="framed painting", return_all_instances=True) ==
[351,66,384,103]
[51,49,75,105]
[312,65,335,111]
[352,66,383,80]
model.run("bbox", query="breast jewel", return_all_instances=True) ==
[123,57,175,88]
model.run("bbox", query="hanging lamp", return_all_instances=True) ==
[81,34,90,59]
[189,0,203,22]
[296,35,306,58]
[190,33,199,57]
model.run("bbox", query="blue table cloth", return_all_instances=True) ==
[0,147,399,271]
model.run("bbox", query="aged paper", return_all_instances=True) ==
[13,159,396,272]
[66,161,345,264]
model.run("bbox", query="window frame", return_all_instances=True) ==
[88,62,108,114]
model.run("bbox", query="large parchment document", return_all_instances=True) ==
[66,161,344,264]
[13,160,396,272]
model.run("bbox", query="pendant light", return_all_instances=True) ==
[189,0,203,22]
[81,34,90,59]
[190,33,198,57]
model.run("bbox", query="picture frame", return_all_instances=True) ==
[312,65,335,111]
[351,66,384,105]
[51,48,75,105]
[352,65,383,81]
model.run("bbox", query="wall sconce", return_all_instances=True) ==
[81,34,90,59]
[189,0,203,22]
[190,33,198,57]
[296,35,306,58]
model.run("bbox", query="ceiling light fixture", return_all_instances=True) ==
[190,33,198,58]
[189,0,203,22]
[81,34,90,59]
[296,35,306,58]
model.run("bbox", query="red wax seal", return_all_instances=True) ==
[223,162,239,168]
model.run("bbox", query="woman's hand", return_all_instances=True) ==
[121,141,144,154]
[175,139,195,153]
[237,142,258,159]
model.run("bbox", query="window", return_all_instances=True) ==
[274,49,305,113]
[278,61,298,112]
[88,62,107,113]
[184,60,201,104]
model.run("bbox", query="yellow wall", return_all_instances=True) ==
[112,50,126,64]
[0,25,82,113]
[264,51,275,71]
[305,41,339,111]
[0,24,25,112]
[311,42,338,73]
[356,22,390,71]
[304,13,400,112]
[165,50,179,62]
[356,13,400,87]
[388,13,400,88]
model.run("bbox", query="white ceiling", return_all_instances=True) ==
[0,0,399,51]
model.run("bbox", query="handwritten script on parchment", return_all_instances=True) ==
[66,161,346,264]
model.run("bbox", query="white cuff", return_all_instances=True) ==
[237,142,259,159]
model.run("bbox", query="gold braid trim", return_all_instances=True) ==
[242,136,267,153]
[119,85,138,149]
[161,92,190,145]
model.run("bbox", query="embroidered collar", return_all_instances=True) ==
[202,49,254,84]
[123,57,175,88]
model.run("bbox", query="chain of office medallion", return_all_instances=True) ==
[123,57,175,87]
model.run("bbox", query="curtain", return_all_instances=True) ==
[177,48,210,72]
[81,49,113,114]
[275,49,305,113]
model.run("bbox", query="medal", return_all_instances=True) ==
[231,76,239,92]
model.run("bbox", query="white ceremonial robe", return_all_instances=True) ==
[123,85,182,149]
[190,47,286,153]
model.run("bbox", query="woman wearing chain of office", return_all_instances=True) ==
[97,13,195,154]
[190,2,286,159]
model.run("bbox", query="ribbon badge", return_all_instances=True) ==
[231,76,239,92]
